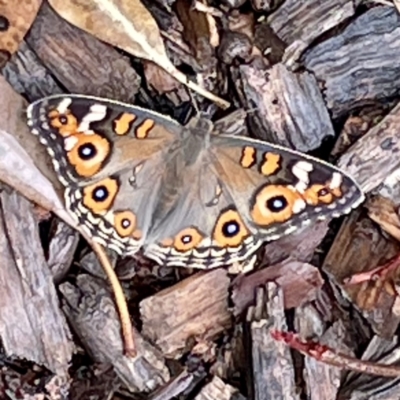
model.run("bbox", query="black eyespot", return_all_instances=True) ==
[92,185,109,202]
[266,195,288,212]
[181,235,192,244]
[318,188,329,197]
[78,143,97,160]
[121,218,131,228]
[222,220,240,237]
[59,115,68,125]
[0,16,10,32]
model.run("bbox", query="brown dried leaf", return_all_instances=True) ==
[367,195,400,242]
[47,0,230,108]
[0,0,42,68]
[143,61,181,94]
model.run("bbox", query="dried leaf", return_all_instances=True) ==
[0,0,43,68]
[143,61,181,94]
[47,0,230,109]
[0,75,74,226]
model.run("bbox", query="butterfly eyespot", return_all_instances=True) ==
[59,115,68,125]
[92,185,109,202]
[213,209,250,247]
[83,178,118,214]
[67,133,110,177]
[317,188,329,197]
[250,185,305,226]
[48,109,78,135]
[266,195,288,212]
[171,228,204,252]
[303,184,335,205]
[78,142,97,160]
[114,211,137,237]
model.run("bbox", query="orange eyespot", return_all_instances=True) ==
[82,178,119,214]
[303,184,333,205]
[114,211,137,237]
[213,209,250,247]
[48,109,78,136]
[67,133,110,177]
[250,185,304,226]
[302,181,343,205]
[171,227,204,252]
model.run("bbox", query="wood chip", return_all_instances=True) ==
[140,269,231,358]
[240,61,335,152]
[0,189,73,376]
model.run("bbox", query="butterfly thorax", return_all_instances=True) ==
[150,123,212,224]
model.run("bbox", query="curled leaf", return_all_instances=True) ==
[47,0,230,109]
[0,0,42,68]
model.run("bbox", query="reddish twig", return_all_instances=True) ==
[272,330,400,377]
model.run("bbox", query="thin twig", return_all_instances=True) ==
[90,240,136,357]
[272,331,400,377]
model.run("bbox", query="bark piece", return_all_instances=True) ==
[303,6,400,118]
[194,376,245,400]
[322,209,400,337]
[47,221,79,283]
[339,336,400,399]
[245,283,299,400]
[26,2,141,102]
[240,61,334,151]
[140,269,231,358]
[296,314,353,400]
[0,188,73,376]
[268,0,356,64]
[261,221,329,266]
[338,101,400,193]
[367,195,400,243]
[232,259,324,317]
[60,274,170,393]
[2,41,64,100]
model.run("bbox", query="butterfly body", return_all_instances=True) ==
[27,95,364,269]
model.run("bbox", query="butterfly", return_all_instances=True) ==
[27,94,364,270]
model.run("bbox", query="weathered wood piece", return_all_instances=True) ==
[232,259,323,316]
[245,283,298,400]
[268,0,356,65]
[1,41,63,100]
[322,209,400,337]
[301,321,350,400]
[194,376,246,400]
[240,61,335,152]
[0,188,74,376]
[367,195,400,243]
[140,269,231,358]
[338,101,400,193]
[339,336,400,399]
[303,6,400,118]
[25,2,141,101]
[60,274,170,393]
[47,221,79,283]
[269,0,355,46]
